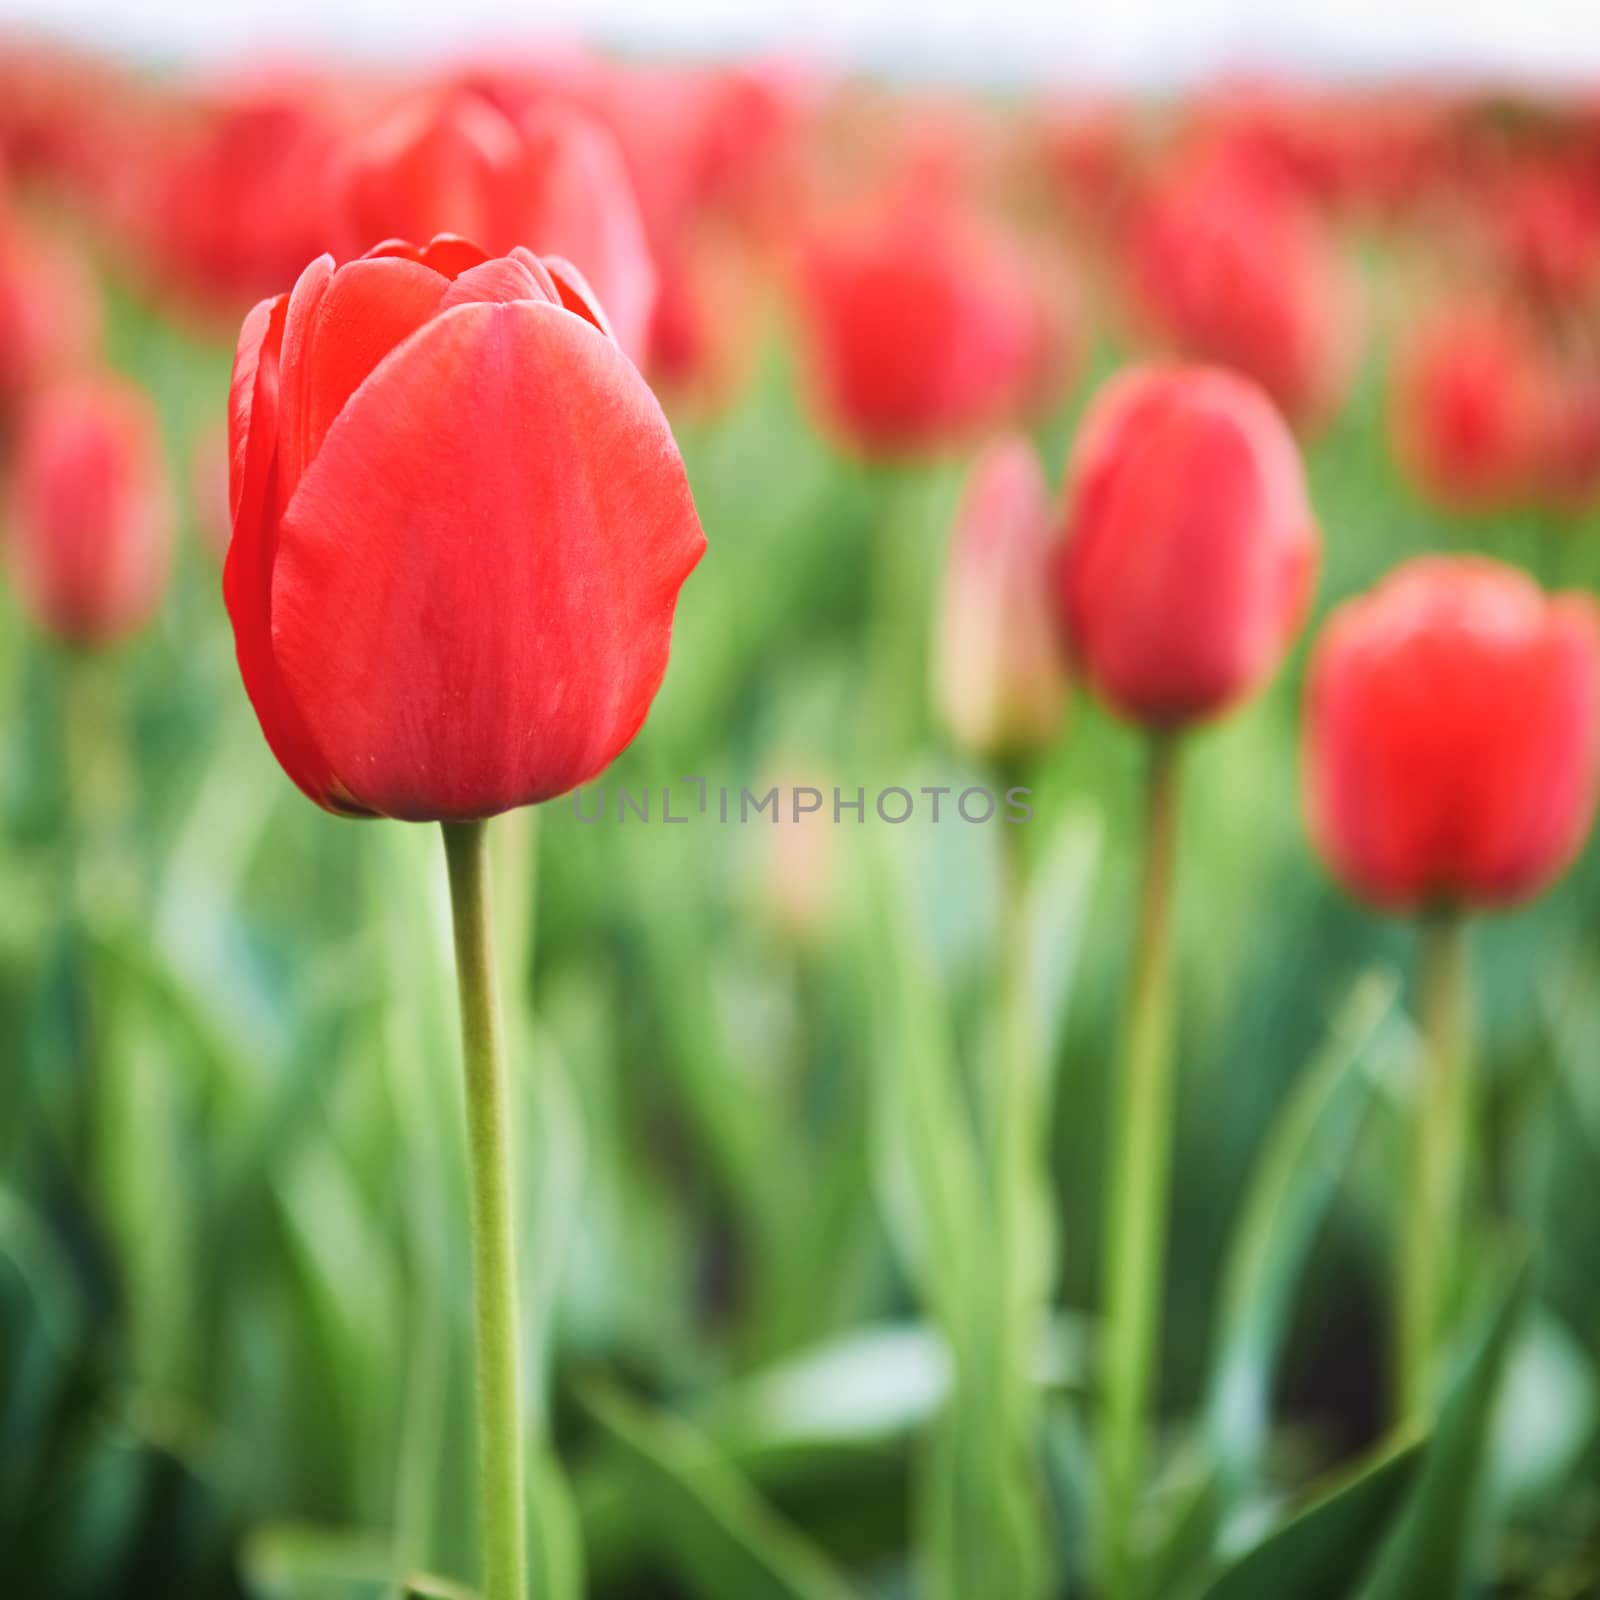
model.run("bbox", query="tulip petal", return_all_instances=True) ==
[280,255,456,502]
[438,255,554,310]
[366,233,489,280]
[269,298,705,820]
[227,292,285,530]
[223,288,355,811]
[536,253,617,342]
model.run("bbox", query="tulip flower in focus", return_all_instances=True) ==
[225,235,705,822]
[1305,557,1600,913]
[1058,363,1320,727]
[1389,299,1545,514]
[330,91,657,361]
[0,212,100,426]
[795,189,1060,456]
[1124,154,1359,432]
[935,434,1068,761]
[7,373,172,647]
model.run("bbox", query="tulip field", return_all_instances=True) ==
[4,39,1600,1600]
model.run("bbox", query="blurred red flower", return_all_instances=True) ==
[225,236,705,821]
[1306,557,1600,911]
[330,90,657,361]
[1058,364,1319,727]
[1389,298,1546,514]
[7,373,171,647]
[126,74,348,317]
[1124,152,1359,433]
[794,189,1061,457]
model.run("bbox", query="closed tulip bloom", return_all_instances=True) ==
[936,434,1068,760]
[1058,364,1319,727]
[225,234,705,822]
[1125,155,1358,433]
[331,92,657,360]
[796,192,1052,457]
[1389,300,1544,514]
[1306,558,1600,913]
[7,373,172,647]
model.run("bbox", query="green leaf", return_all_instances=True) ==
[1205,972,1402,1486]
[580,1379,861,1600]
[858,829,984,1344]
[1197,1433,1425,1600]
[1360,1256,1534,1600]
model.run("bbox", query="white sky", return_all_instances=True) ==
[3,0,1600,87]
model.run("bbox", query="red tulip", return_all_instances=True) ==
[1058,364,1319,728]
[224,235,705,822]
[795,191,1056,457]
[7,373,172,647]
[1306,558,1600,912]
[936,434,1069,760]
[1124,154,1358,433]
[331,91,657,360]
[1389,299,1545,514]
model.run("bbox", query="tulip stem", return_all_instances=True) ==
[1399,908,1471,1420]
[442,819,527,1600]
[1098,732,1183,1600]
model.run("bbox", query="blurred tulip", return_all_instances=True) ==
[225,235,705,822]
[1487,162,1600,308]
[7,373,172,647]
[0,213,100,425]
[1389,299,1545,513]
[128,74,345,315]
[936,434,1069,761]
[795,190,1057,456]
[1306,558,1600,913]
[330,91,657,359]
[1124,153,1359,432]
[1058,364,1319,727]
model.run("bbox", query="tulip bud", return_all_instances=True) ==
[935,434,1068,761]
[1389,299,1544,514]
[795,189,1055,457]
[7,373,172,647]
[1305,557,1600,913]
[225,235,704,822]
[1057,364,1319,728]
[330,91,657,360]
[1124,154,1358,433]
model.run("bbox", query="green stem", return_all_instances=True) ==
[990,813,1051,1595]
[1098,733,1183,1600]
[442,819,528,1600]
[1398,909,1471,1420]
